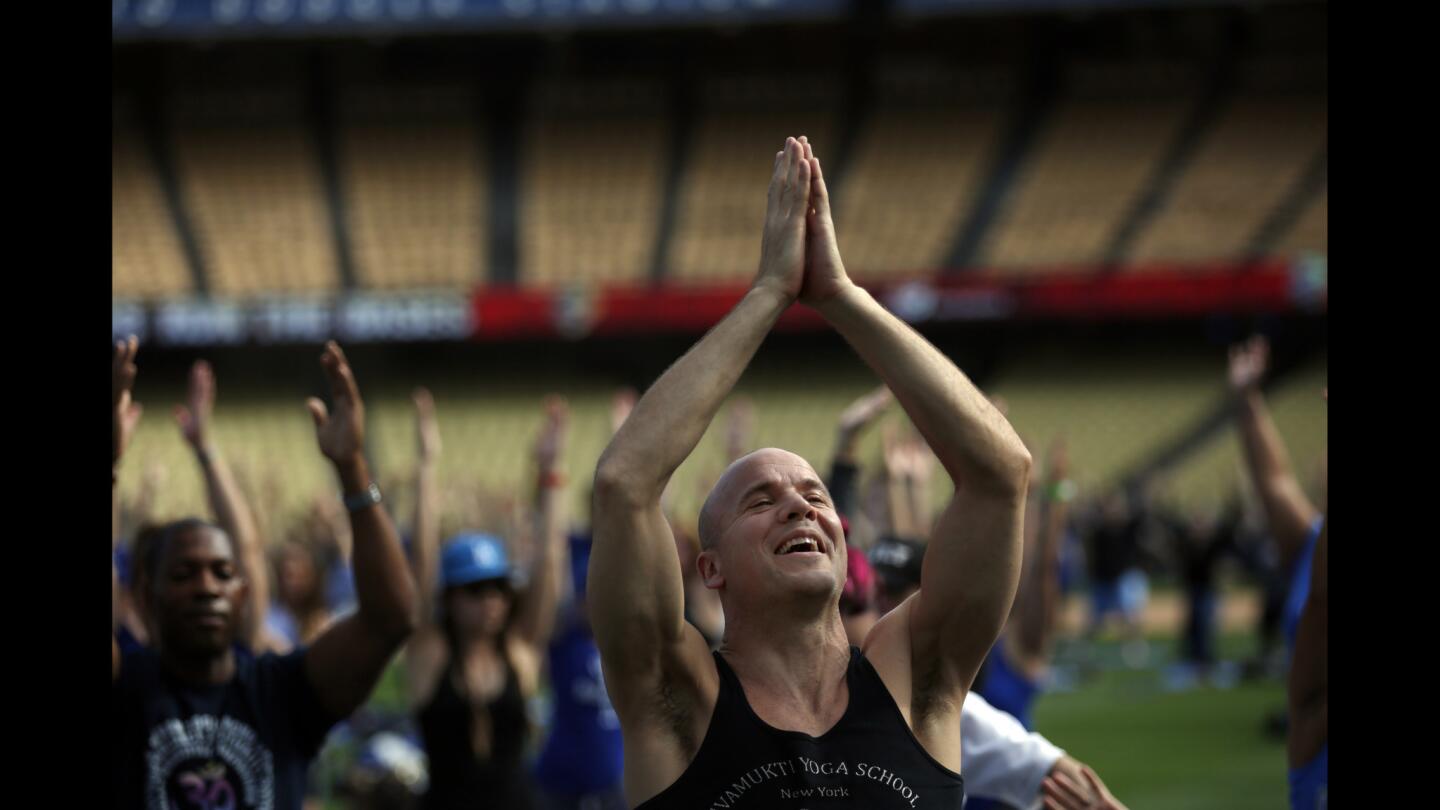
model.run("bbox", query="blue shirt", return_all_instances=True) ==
[1284,516,1326,652]
[534,611,623,794]
[976,641,1039,732]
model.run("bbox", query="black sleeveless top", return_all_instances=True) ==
[636,646,965,809]
[417,652,537,810]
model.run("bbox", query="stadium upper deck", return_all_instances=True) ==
[112,4,1326,305]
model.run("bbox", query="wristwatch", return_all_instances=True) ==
[343,482,383,513]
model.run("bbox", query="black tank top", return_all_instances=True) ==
[636,646,964,809]
[418,651,537,810]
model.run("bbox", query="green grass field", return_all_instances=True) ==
[1034,635,1288,810]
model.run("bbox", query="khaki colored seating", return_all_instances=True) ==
[338,85,488,291]
[519,78,667,288]
[172,89,340,297]
[978,62,1198,274]
[837,62,1013,281]
[113,99,193,299]
[1124,58,1327,267]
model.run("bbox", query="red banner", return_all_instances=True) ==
[469,259,1325,340]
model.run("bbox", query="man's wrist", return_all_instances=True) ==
[334,456,371,494]
[746,281,796,311]
[811,280,867,321]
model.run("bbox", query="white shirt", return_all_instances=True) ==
[961,690,1065,809]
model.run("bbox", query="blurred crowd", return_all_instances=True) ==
[112,333,1324,810]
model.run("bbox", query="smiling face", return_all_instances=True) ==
[697,448,847,610]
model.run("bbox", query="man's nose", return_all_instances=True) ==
[194,569,223,597]
[782,492,818,522]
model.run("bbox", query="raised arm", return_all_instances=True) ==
[590,137,811,699]
[512,396,570,652]
[113,336,143,681]
[409,387,442,629]
[801,140,1031,709]
[303,342,418,719]
[1228,336,1320,567]
[174,360,271,652]
[828,386,892,516]
[1012,439,1073,669]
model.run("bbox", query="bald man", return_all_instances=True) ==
[589,136,1031,809]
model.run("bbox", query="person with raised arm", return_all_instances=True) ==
[972,438,1074,737]
[1228,336,1324,652]
[113,340,417,810]
[405,392,569,810]
[172,358,284,655]
[589,136,1031,809]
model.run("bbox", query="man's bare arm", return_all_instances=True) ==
[591,138,811,690]
[304,342,418,720]
[409,387,442,630]
[175,360,271,652]
[1229,336,1320,567]
[803,142,1031,699]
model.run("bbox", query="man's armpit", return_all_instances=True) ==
[911,651,963,726]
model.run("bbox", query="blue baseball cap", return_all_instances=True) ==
[441,534,511,589]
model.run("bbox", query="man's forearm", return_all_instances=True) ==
[339,457,416,641]
[196,446,269,646]
[412,459,439,626]
[597,285,791,498]
[1235,389,1318,556]
[816,285,1030,489]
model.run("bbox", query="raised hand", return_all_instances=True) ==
[1042,763,1128,810]
[174,360,216,452]
[534,395,569,472]
[883,421,935,483]
[413,387,441,464]
[754,136,812,302]
[306,341,366,467]
[797,137,853,306]
[113,336,143,470]
[610,387,637,436]
[1228,335,1269,392]
[837,386,893,442]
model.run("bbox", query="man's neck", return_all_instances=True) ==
[160,646,237,686]
[720,605,851,712]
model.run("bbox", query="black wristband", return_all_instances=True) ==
[343,482,383,513]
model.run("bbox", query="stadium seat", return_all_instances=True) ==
[1123,58,1327,267]
[836,62,1014,281]
[172,88,341,297]
[518,78,668,288]
[113,98,194,300]
[337,85,490,291]
[977,61,1199,273]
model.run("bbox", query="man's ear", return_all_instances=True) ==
[697,550,725,590]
